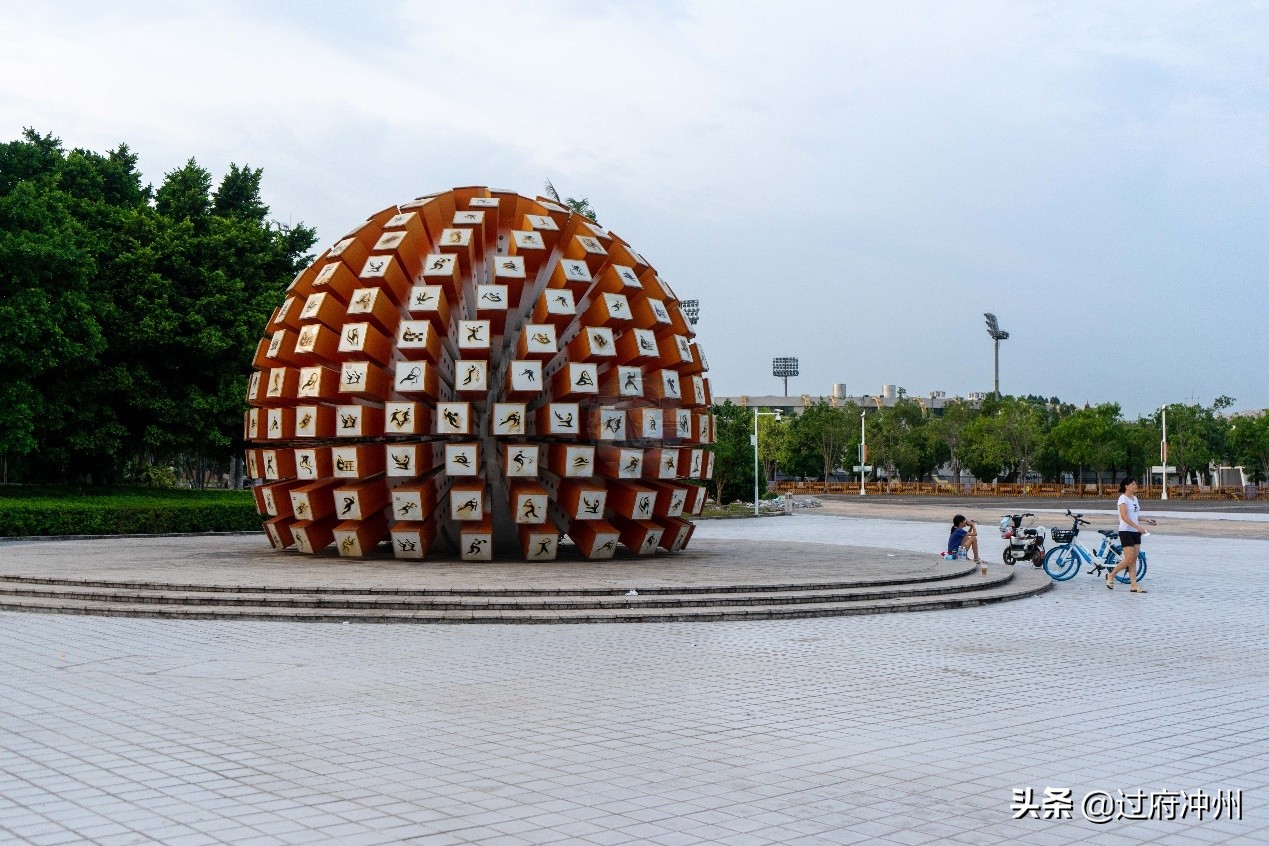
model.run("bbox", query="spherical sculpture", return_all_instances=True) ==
[244,187,714,561]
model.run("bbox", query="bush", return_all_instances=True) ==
[0,486,262,536]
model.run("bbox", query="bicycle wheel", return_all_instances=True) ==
[1115,550,1148,583]
[1043,545,1081,581]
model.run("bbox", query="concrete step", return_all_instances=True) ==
[0,559,983,596]
[0,569,1014,610]
[0,568,1050,623]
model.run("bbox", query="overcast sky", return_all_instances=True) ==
[3,1,1265,417]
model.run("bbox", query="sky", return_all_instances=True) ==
[2,0,1266,418]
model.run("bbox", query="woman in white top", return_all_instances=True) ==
[1108,478,1155,592]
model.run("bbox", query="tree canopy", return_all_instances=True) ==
[0,129,316,483]
[710,392,1256,494]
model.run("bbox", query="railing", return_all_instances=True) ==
[769,481,1262,499]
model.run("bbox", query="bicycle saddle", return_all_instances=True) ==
[1097,529,1118,537]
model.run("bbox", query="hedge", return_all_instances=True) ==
[0,487,262,537]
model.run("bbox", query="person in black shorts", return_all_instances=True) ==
[1108,478,1155,592]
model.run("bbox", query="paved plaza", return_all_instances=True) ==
[1,509,1266,844]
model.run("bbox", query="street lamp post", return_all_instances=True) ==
[984,313,1009,399]
[859,411,867,496]
[1161,405,1169,501]
[753,408,782,517]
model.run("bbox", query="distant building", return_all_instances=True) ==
[714,385,984,417]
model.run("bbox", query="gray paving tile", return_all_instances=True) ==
[0,517,1264,845]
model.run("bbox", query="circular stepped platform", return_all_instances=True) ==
[0,536,1050,623]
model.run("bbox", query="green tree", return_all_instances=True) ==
[868,398,924,484]
[707,401,757,504]
[775,412,823,481]
[929,400,975,485]
[961,414,1007,483]
[1161,397,1234,485]
[544,179,599,224]
[756,412,786,483]
[1049,404,1125,493]
[212,163,268,221]
[155,158,212,222]
[1231,413,1269,484]
[0,129,315,483]
[1123,416,1161,482]
[796,400,856,491]
[994,397,1047,484]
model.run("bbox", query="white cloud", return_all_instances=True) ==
[2,0,1267,414]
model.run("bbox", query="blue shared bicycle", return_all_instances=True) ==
[1042,510,1148,583]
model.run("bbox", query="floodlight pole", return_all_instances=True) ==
[984,313,1008,400]
[772,357,799,398]
[993,337,1001,400]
